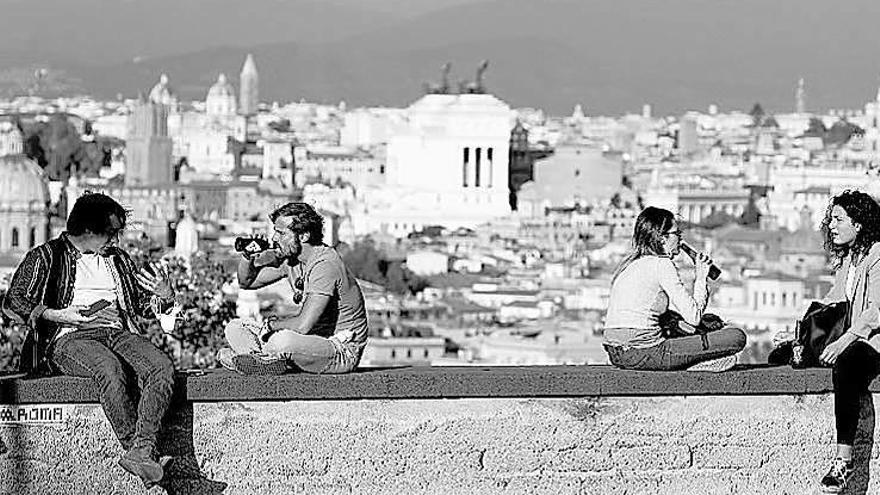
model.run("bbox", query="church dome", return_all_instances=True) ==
[0,121,24,156]
[0,154,49,211]
[208,73,235,99]
[206,73,237,116]
[149,73,177,107]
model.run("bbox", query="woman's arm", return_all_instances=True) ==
[657,258,707,326]
[848,258,880,340]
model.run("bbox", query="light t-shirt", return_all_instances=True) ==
[288,245,369,346]
[55,253,123,340]
[845,262,857,302]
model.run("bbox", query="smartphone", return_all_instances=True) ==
[680,241,721,280]
[80,299,112,317]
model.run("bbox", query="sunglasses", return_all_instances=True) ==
[292,277,304,304]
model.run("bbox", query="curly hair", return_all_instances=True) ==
[821,190,880,269]
[269,202,324,245]
[612,206,676,283]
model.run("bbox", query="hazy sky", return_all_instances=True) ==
[2,0,880,115]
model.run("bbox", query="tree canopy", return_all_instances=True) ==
[127,238,238,369]
[22,114,110,180]
[749,103,765,127]
[698,211,739,230]
[825,120,864,147]
[804,117,826,138]
[339,238,427,295]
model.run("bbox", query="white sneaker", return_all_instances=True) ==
[215,347,238,372]
[687,355,737,372]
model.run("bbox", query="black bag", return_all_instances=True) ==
[793,301,852,368]
[658,310,726,350]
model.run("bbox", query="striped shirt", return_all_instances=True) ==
[2,233,170,374]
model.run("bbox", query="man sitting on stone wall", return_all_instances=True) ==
[2,193,176,487]
[218,202,369,375]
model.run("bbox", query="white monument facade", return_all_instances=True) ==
[356,94,515,237]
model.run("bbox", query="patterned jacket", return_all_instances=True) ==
[2,233,167,375]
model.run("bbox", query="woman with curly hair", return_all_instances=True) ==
[602,206,746,371]
[811,190,880,493]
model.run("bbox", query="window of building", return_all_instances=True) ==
[11,228,19,248]
[29,227,36,248]
[406,349,412,359]
[424,349,429,358]
[462,147,470,187]
[487,148,494,188]
[475,147,482,187]
[391,349,396,359]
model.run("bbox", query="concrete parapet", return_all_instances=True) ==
[0,365,864,403]
[0,367,875,494]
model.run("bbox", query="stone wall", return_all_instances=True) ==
[1,394,875,495]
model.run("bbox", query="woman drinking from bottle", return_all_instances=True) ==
[602,206,746,371]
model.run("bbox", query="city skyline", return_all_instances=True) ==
[2,4,879,493]
[3,0,880,114]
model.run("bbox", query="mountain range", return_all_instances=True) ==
[2,0,880,115]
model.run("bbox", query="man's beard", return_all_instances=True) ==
[286,237,302,261]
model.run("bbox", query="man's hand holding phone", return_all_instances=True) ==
[80,299,112,316]
[42,304,102,326]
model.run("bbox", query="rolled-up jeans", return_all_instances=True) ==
[604,327,747,370]
[49,327,175,452]
[224,318,363,374]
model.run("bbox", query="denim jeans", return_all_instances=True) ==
[225,318,362,374]
[604,327,747,370]
[49,327,174,452]
[833,340,880,445]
